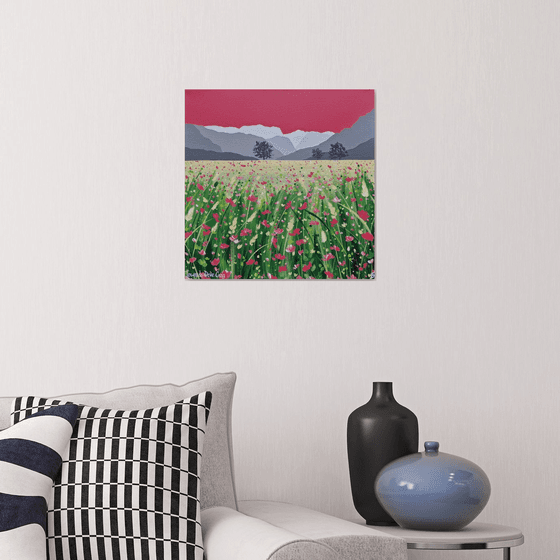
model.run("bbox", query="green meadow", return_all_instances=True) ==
[185,159,375,279]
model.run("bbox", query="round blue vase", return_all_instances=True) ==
[374,441,491,531]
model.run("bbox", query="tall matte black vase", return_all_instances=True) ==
[347,382,419,525]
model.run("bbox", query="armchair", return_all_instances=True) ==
[0,372,406,559]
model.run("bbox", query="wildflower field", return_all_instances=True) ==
[185,160,375,279]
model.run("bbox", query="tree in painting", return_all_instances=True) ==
[328,142,348,160]
[253,140,273,160]
[312,148,324,159]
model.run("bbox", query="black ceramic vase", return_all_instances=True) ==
[347,382,419,525]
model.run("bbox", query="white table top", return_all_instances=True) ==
[361,522,524,550]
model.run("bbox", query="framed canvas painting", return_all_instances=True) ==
[185,89,375,280]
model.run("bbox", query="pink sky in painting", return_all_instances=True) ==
[185,90,374,134]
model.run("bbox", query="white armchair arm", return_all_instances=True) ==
[202,501,407,560]
[238,500,408,560]
[201,506,338,560]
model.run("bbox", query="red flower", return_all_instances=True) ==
[197,184,204,191]
[240,228,252,236]
[357,210,369,221]
[298,202,307,210]
[189,257,196,263]
[346,177,353,182]
[213,213,220,222]
[345,235,354,242]
[262,209,271,215]
[361,232,374,241]
[330,246,340,251]
[286,245,295,253]
[211,258,220,266]
[237,253,242,259]
[296,239,306,246]
[267,273,277,279]
[262,220,271,228]
[246,259,255,265]
[275,254,286,260]
[323,253,335,261]
[272,237,278,249]
[248,195,258,202]
[279,265,287,272]
[331,218,338,227]
[289,228,301,236]
[325,271,334,278]
[202,224,211,230]
[225,198,236,206]
[274,228,284,235]
[203,229,211,236]
[186,197,193,203]
[303,262,312,272]
[298,250,304,255]
[285,201,292,209]
[185,231,193,239]
[219,243,229,249]
[219,271,232,279]
[309,220,319,226]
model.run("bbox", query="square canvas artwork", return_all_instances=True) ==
[185,90,375,279]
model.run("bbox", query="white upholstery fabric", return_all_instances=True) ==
[202,507,338,560]
[238,501,408,560]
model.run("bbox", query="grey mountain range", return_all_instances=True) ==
[185,109,374,161]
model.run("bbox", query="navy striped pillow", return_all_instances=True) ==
[12,392,212,560]
[0,404,79,559]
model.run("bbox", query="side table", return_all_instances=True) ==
[369,522,524,559]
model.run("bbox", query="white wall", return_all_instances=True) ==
[1,1,558,558]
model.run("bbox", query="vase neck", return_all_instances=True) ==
[370,382,395,403]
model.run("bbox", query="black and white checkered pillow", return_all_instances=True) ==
[11,392,212,560]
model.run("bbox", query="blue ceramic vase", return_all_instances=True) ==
[374,441,491,531]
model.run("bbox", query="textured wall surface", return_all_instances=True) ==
[1,2,559,558]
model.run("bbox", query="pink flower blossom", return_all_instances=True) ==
[262,209,271,215]
[219,243,229,249]
[219,271,232,279]
[325,271,334,278]
[296,239,306,246]
[298,202,307,210]
[248,195,258,202]
[323,253,335,261]
[331,246,340,251]
[213,213,220,222]
[303,262,312,272]
[211,258,220,266]
[246,259,255,265]
[185,231,193,239]
[275,254,286,260]
[240,228,252,236]
[186,197,193,203]
[279,265,287,272]
[345,235,354,242]
[310,220,320,226]
[189,257,196,263]
[197,184,204,191]
[274,228,284,235]
[286,245,295,253]
[331,218,338,227]
[357,210,369,221]
[362,232,374,241]
[289,228,301,236]
[285,201,292,209]
[225,198,236,206]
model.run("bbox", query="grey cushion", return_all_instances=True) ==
[0,372,237,511]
